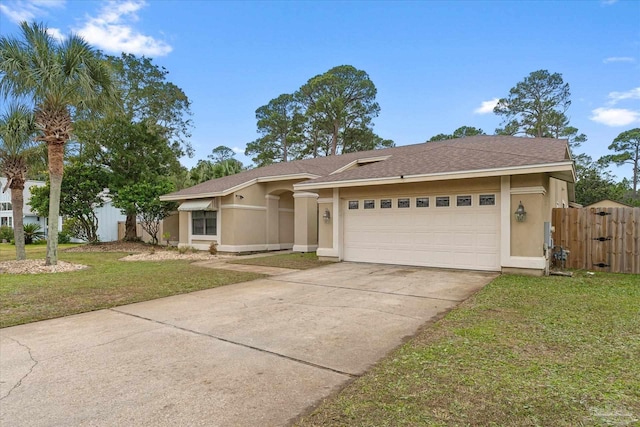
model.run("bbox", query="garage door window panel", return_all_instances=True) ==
[348,200,359,209]
[416,197,429,207]
[380,199,392,209]
[479,194,496,206]
[457,195,472,207]
[397,198,410,208]
[436,196,450,207]
[364,200,375,209]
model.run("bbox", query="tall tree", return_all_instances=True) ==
[0,103,37,259]
[106,53,193,157]
[428,126,485,142]
[209,145,236,163]
[76,53,192,240]
[80,117,181,240]
[0,22,115,265]
[246,94,304,166]
[494,70,572,138]
[600,128,640,198]
[297,65,381,156]
[574,155,628,206]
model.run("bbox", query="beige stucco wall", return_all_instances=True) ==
[317,200,333,250]
[163,212,180,242]
[548,177,569,208]
[510,193,545,257]
[179,210,189,244]
[221,207,267,245]
[294,193,318,250]
[338,177,501,198]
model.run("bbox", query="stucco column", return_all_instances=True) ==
[293,192,319,252]
[265,194,280,250]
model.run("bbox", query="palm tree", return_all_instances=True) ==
[0,22,115,265]
[0,103,38,260]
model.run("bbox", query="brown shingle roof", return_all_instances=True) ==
[163,136,571,199]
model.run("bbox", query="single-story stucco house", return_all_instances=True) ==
[160,135,576,275]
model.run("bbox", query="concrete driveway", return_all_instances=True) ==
[0,262,496,426]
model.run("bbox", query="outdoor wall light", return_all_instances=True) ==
[323,208,331,223]
[515,201,527,222]
[235,194,244,199]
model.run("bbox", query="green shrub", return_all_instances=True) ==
[23,223,45,244]
[178,245,189,254]
[0,225,13,241]
[58,230,71,244]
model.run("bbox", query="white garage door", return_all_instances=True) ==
[343,193,500,271]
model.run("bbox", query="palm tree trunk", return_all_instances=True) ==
[10,183,26,260]
[45,143,64,266]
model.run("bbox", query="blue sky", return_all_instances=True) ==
[1,0,639,181]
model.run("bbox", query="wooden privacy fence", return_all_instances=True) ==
[552,207,640,274]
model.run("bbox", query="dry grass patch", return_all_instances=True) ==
[296,273,640,427]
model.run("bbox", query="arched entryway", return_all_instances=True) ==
[266,190,294,250]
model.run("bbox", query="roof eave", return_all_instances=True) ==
[294,161,576,191]
[160,173,320,201]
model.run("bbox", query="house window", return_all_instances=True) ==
[398,198,410,208]
[380,199,392,209]
[479,194,496,206]
[348,200,359,209]
[364,200,375,209]
[457,195,472,207]
[416,197,429,207]
[1,216,12,227]
[436,196,450,207]
[0,202,12,211]
[192,211,217,235]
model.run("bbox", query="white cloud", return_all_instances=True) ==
[607,87,640,105]
[75,0,172,57]
[0,0,65,24]
[473,98,499,114]
[46,27,65,41]
[590,108,640,127]
[603,57,635,64]
[231,147,244,155]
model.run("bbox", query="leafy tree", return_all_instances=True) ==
[246,94,304,166]
[105,53,193,157]
[0,103,38,259]
[574,156,628,206]
[188,160,217,185]
[600,128,640,198]
[342,127,394,153]
[29,162,110,243]
[209,145,236,163]
[297,65,381,156]
[76,54,191,240]
[0,22,115,265]
[494,70,572,138]
[428,126,485,142]
[115,180,177,245]
[79,117,181,240]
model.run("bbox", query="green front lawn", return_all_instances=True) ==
[0,246,264,328]
[229,251,334,270]
[0,242,82,261]
[296,273,640,426]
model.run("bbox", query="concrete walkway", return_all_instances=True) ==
[0,263,497,426]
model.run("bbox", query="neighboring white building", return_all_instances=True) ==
[0,178,126,242]
[0,177,51,235]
